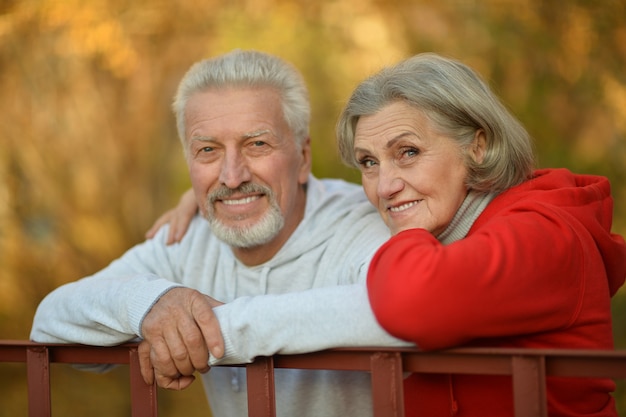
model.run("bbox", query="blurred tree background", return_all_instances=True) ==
[0,0,625,415]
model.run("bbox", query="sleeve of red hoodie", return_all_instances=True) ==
[367,199,622,351]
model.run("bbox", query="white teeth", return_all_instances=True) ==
[389,201,418,212]
[222,196,260,205]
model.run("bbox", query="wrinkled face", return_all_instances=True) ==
[184,87,311,249]
[353,101,471,236]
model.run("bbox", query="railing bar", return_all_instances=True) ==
[0,345,27,361]
[546,357,626,378]
[273,350,374,371]
[49,345,132,364]
[272,350,626,377]
[129,346,158,417]
[370,352,404,417]
[273,350,515,374]
[26,346,52,417]
[512,355,547,417]
[246,356,276,417]
[403,352,513,375]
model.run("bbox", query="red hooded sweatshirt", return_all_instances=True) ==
[367,168,626,417]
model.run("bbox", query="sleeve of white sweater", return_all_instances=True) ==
[210,283,413,366]
[29,272,180,345]
[30,273,411,361]
[30,228,184,345]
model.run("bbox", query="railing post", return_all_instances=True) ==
[512,354,547,417]
[128,346,158,417]
[26,345,51,417]
[370,351,405,417]
[246,357,276,417]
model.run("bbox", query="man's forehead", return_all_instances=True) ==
[184,91,285,140]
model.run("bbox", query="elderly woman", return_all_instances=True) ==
[337,53,625,417]
[148,53,625,416]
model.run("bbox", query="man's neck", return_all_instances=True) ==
[232,241,284,266]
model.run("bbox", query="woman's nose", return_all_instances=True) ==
[377,164,404,199]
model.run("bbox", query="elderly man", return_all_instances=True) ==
[31,50,407,417]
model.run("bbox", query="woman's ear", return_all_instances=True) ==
[470,130,487,164]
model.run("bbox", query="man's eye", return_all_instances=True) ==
[200,146,213,153]
[252,141,267,147]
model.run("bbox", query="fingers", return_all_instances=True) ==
[155,372,196,391]
[145,209,175,240]
[141,330,204,390]
[173,312,211,374]
[167,212,192,245]
[150,333,200,390]
[198,295,226,359]
[168,189,198,243]
[140,339,197,390]
[145,195,197,245]
[141,288,221,389]
[138,340,154,385]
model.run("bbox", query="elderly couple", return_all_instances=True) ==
[31,50,625,417]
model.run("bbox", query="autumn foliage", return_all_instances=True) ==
[1,0,625,415]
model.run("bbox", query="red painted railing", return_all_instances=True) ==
[0,340,157,417]
[1,341,625,417]
[247,347,626,417]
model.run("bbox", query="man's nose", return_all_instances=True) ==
[219,151,251,189]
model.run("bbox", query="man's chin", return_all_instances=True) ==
[205,204,285,248]
[208,221,281,248]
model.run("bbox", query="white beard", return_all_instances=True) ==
[207,204,284,248]
[203,183,285,248]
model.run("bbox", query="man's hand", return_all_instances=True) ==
[138,287,224,390]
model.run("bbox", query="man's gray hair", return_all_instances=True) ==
[173,50,310,153]
[337,53,535,194]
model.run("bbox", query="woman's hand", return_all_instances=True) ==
[146,188,198,244]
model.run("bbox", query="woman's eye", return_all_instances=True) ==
[358,158,376,169]
[401,147,419,158]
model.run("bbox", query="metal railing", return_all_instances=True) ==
[247,347,626,417]
[0,340,157,417]
[1,341,625,417]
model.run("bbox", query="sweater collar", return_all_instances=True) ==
[437,190,498,245]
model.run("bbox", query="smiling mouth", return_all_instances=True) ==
[221,195,262,205]
[388,200,419,213]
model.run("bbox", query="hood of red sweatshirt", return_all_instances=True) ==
[507,168,626,296]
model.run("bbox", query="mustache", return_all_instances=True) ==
[208,183,272,203]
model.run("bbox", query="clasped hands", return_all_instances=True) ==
[138,287,225,390]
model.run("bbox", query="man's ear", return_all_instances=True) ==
[470,130,487,164]
[298,136,312,184]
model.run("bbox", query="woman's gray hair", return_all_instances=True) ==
[173,49,310,153]
[337,53,535,194]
